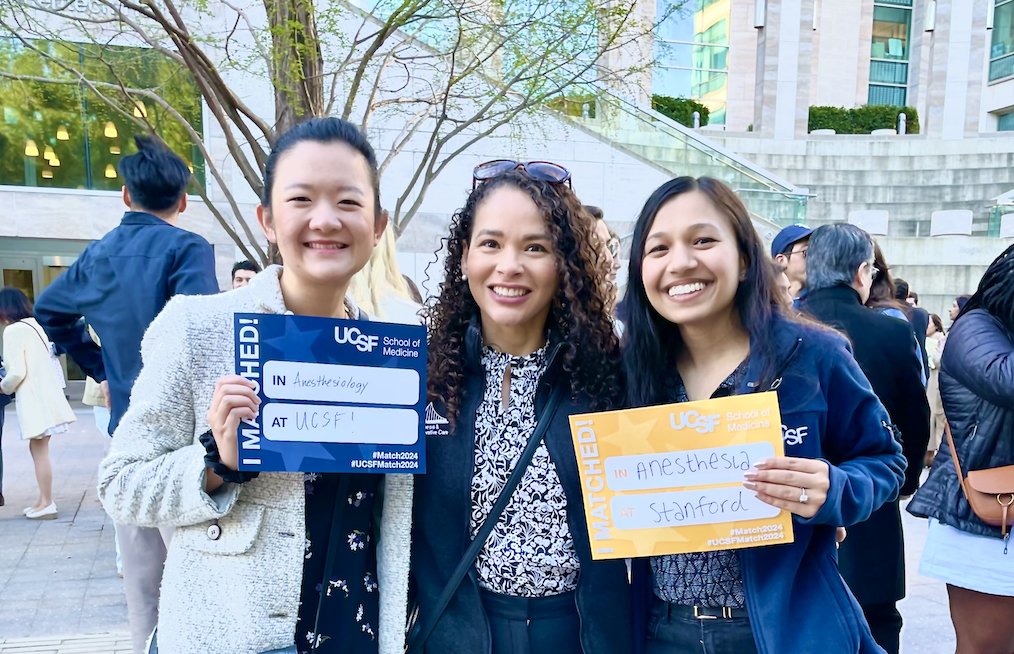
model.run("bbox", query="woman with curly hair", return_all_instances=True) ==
[409,162,630,654]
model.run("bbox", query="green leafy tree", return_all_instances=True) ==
[0,0,667,263]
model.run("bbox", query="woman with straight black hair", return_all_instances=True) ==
[623,176,905,654]
[410,161,631,654]
[98,118,412,654]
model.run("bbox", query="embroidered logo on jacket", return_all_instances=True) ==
[781,423,809,446]
[425,402,450,437]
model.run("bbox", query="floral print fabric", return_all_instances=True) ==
[469,344,580,597]
[296,472,382,653]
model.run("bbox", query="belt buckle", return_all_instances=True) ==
[693,606,717,620]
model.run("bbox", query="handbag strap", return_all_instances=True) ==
[406,384,564,653]
[17,319,52,352]
[943,420,974,504]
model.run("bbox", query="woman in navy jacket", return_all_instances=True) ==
[623,177,906,654]
[411,164,631,654]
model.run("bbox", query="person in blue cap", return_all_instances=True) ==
[770,225,812,305]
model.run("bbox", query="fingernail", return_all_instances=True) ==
[743,481,757,490]
[754,459,771,468]
[744,471,757,480]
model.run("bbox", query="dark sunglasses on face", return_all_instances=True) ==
[472,159,572,190]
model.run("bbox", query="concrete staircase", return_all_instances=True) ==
[710,134,1014,237]
[565,89,812,231]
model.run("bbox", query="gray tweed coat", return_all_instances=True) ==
[98,266,413,654]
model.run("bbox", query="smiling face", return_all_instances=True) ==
[256,140,384,295]
[640,190,744,331]
[462,185,559,352]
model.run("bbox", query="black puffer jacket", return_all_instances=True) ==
[908,309,1014,537]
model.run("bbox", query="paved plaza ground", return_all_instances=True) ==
[0,405,956,653]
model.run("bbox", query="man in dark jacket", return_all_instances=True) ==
[801,224,929,654]
[34,135,218,654]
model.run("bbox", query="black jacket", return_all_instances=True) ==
[411,322,632,654]
[908,310,1014,537]
[910,306,930,379]
[803,285,929,605]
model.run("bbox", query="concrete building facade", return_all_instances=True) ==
[652,0,1014,137]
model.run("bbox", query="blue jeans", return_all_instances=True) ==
[646,597,758,654]
[148,632,297,654]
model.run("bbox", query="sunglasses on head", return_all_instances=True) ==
[472,159,572,190]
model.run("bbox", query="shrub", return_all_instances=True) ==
[651,95,710,128]
[808,105,920,134]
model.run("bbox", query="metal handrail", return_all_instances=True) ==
[587,85,808,195]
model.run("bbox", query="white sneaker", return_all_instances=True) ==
[26,503,57,520]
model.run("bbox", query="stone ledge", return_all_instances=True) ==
[0,633,130,654]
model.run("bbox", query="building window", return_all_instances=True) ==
[868,85,907,106]
[654,0,730,124]
[0,38,204,191]
[868,3,912,106]
[991,0,1014,82]
[871,6,911,60]
[999,110,1014,131]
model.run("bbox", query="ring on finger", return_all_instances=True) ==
[799,487,809,504]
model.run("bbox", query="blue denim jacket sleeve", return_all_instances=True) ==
[34,255,106,383]
[168,238,219,296]
[800,346,906,527]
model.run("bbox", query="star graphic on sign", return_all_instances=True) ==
[260,315,340,364]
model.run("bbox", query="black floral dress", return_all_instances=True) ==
[296,471,383,653]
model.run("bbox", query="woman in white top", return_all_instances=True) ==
[0,287,76,519]
[97,118,412,654]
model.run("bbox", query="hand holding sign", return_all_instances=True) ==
[744,456,830,519]
[206,375,260,474]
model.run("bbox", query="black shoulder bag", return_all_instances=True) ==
[405,384,564,653]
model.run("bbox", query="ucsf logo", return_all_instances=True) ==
[334,326,379,353]
[669,410,720,434]
[782,424,809,446]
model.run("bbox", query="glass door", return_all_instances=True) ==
[0,257,38,303]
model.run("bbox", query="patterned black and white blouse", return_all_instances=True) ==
[469,344,581,597]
